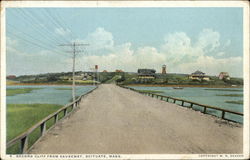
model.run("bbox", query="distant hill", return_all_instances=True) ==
[7,71,243,86]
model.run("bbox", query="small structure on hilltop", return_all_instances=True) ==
[103,70,108,72]
[189,70,210,81]
[7,75,16,80]
[219,72,230,80]
[138,69,156,79]
[115,69,124,73]
[162,65,167,74]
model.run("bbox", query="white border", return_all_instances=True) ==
[1,1,249,160]
[1,0,250,7]
[243,2,250,158]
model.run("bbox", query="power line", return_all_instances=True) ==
[7,30,70,57]
[12,9,67,45]
[42,8,72,44]
[53,8,79,40]
[7,23,58,50]
[17,8,71,45]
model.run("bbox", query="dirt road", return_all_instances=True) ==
[29,84,242,154]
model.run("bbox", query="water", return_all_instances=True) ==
[129,86,243,123]
[7,85,96,105]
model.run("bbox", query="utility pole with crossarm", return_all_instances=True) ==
[59,42,89,107]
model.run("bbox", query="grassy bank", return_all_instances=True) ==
[55,88,72,90]
[7,82,96,86]
[7,88,41,96]
[126,84,243,88]
[216,94,243,97]
[136,90,164,93]
[7,104,63,153]
[205,89,243,92]
[225,100,243,105]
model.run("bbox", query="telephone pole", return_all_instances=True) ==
[59,42,89,106]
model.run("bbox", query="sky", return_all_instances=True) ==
[6,7,243,77]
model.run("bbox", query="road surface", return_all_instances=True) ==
[29,84,242,154]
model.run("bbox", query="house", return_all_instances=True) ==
[219,72,230,80]
[103,70,108,72]
[189,70,210,81]
[68,76,84,81]
[115,69,124,73]
[7,75,16,79]
[137,69,156,79]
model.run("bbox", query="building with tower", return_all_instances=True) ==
[162,65,167,74]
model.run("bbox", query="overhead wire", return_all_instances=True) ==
[7,9,75,57]
[7,22,60,50]
[17,8,68,45]
[42,8,73,44]
[7,8,91,61]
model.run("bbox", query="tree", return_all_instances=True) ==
[47,75,59,82]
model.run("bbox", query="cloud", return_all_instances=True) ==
[177,56,243,77]
[224,39,231,47]
[81,43,167,72]
[217,52,225,56]
[83,27,114,53]
[84,28,242,77]
[162,32,192,56]
[6,37,28,56]
[6,37,72,75]
[195,29,220,53]
[7,28,243,77]
[55,27,71,36]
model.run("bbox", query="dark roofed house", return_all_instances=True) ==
[137,69,156,79]
[192,70,205,76]
[189,70,210,81]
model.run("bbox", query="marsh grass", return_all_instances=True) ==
[55,88,72,90]
[6,88,41,96]
[7,104,63,154]
[136,90,164,93]
[205,89,243,92]
[225,100,243,105]
[216,94,243,97]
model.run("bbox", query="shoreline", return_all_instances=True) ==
[7,83,95,86]
[125,84,243,88]
[7,82,243,88]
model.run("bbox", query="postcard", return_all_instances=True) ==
[1,0,249,159]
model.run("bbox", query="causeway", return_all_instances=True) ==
[29,84,242,154]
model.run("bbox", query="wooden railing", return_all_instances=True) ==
[6,87,98,154]
[119,85,243,123]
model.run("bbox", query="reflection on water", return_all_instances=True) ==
[7,85,96,105]
[129,86,243,123]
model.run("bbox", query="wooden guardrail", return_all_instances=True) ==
[6,87,98,154]
[119,85,243,123]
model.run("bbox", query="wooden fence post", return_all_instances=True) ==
[181,101,184,106]
[203,107,207,113]
[64,108,67,116]
[161,96,163,100]
[54,114,59,123]
[40,122,46,136]
[166,98,169,102]
[173,99,176,103]
[20,136,28,154]
[190,103,193,108]
[222,111,225,119]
